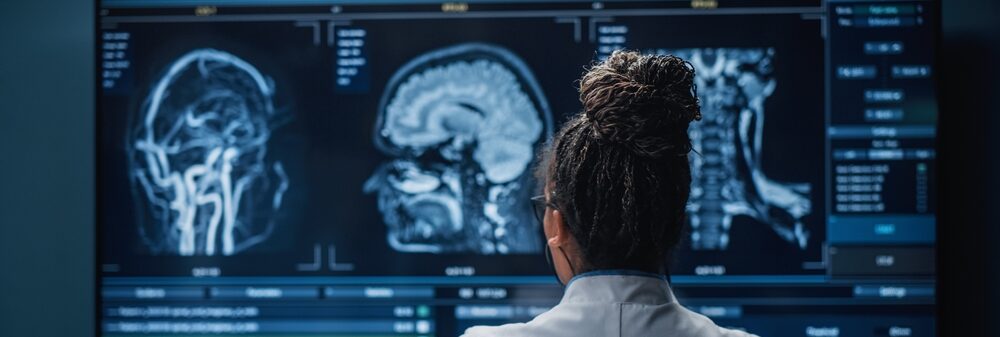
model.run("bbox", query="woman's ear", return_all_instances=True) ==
[548,209,571,247]
[549,208,581,280]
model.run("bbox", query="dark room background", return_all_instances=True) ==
[1,0,997,336]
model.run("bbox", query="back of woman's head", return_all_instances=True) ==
[542,50,701,272]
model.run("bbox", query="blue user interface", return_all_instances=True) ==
[98,1,938,336]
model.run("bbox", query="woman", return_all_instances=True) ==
[463,50,757,337]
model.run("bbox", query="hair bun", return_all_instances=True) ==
[579,50,701,158]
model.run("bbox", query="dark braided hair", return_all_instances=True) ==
[539,50,701,272]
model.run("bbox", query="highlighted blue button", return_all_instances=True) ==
[829,215,935,244]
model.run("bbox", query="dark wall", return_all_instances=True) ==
[0,1,95,336]
[0,0,996,336]
[938,0,1000,336]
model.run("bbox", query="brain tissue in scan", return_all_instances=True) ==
[666,48,812,251]
[365,43,552,255]
[127,49,289,256]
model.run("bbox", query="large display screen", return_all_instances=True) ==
[98,0,939,336]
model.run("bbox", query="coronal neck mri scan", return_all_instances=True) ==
[674,48,812,251]
[99,1,939,336]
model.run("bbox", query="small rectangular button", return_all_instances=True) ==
[209,286,320,300]
[102,286,204,300]
[829,246,935,276]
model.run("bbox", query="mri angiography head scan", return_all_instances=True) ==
[667,48,812,250]
[127,49,289,256]
[365,43,552,255]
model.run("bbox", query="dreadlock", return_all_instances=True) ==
[539,50,701,272]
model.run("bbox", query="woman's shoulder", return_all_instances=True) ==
[671,303,760,337]
[461,301,760,337]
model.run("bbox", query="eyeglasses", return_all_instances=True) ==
[531,194,558,224]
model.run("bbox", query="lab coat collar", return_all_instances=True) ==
[561,269,676,305]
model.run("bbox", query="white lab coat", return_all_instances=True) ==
[462,271,757,337]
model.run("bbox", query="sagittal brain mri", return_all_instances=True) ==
[670,48,812,251]
[365,43,552,255]
[127,49,289,256]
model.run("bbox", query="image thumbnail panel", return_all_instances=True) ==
[365,43,553,255]
[127,49,290,256]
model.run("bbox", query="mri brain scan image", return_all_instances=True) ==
[667,48,812,251]
[127,49,289,256]
[365,43,552,254]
